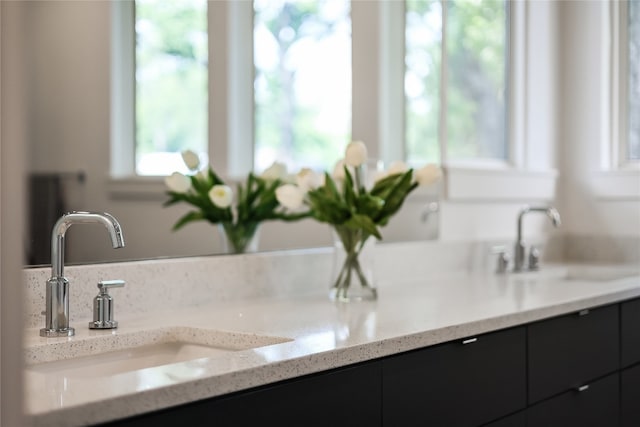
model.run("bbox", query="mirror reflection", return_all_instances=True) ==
[23,0,441,267]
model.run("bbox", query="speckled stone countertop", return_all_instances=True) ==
[23,260,640,427]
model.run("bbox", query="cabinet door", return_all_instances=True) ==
[482,411,525,427]
[527,373,619,427]
[382,326,526,427]
[100,360,382,427]
[528,304,619,404]
[622,364,640,427]
[621,297,640,368]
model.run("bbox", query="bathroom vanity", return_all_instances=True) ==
[94,296,640,427]
[21,248,640,427]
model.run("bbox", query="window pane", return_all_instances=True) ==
[405,0,442,165]
[254,0,351,173]
[447,0,507,161]
[135,0,208,176]
[629,0,640,160]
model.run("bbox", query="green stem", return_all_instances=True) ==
[221,221,260,254]
[332,225,375,300]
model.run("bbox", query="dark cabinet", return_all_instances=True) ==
[99,360,382,427]
[527,304,619,403]
[97,297,640,427]
[527,373,620,427]
[382,326,526,427]
[621,297,640,368]
[622,364,640,427]
[482,411,525,427]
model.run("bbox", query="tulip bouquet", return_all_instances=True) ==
[275,141,441,301]
[164,151,309,254]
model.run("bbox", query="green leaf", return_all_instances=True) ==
[355,194,385,218]
[370,172,404,200]
[345,213,381,240]
[208,167,225,186]
[375,170,418,223]
[343,167,357,208]
[307,191,350,224]
[172,210,206,230]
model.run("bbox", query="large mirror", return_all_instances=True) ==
[21,1,440,267]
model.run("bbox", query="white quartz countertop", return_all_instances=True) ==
[23,264,640,427]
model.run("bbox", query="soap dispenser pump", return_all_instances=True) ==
[89,279,125,329]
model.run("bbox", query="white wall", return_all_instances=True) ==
[1,2,27,425]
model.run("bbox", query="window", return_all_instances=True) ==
[627,0,639,161]
[406,0,508,166]
[114,0,516,182]
[253,0,351,173]
[610,0,640,167]
[134,0,208,176]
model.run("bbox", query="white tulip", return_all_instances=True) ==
[414,164,442,186]
[296,168,323,192]
[209,185,233,209]
[165,172,192,193]
[332,159,346,181]
[261,161,288,181]
[344,140,368,167]
[181,150,201,171]
[276,184,305,210]
[387,160,409,176]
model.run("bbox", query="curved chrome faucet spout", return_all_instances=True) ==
[51,211,125,279]
[514,205,561,272]
[41,211,125,337]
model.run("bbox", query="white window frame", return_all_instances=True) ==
[441,0,557,202]
[110,0,554,203]
[591,0,640,200]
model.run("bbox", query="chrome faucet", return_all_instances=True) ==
[40,211,125,337]
[513,205,561,272]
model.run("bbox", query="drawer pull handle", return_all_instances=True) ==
[578,309,590,316]
[462,338,478,345]
[577,385,590,392]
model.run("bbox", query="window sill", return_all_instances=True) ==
[590,169,640,200]
[445,166,558,201]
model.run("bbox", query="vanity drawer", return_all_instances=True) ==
[621,297,640,368]
[382,326,526,427]
[100,360,382,427]
[481,411,525,427]
[527,303,619,404]
[622,364,640,427]
[526,372,619,427]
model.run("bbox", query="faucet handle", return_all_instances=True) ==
[97,279,125,292]
[528,246,541,270]
[89,279,125,329]
[491,246,510,274]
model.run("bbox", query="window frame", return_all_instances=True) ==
[110,0,556,203]
[608,0,639,170]
[441,0,557,201]
[590,0,640,200]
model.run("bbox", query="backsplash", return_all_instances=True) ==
[22,240,504,329]
[23,235,638,330]
[562,234,640,264]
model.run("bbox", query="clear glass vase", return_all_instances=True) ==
[218,222,260,254]
[329,225,378,302]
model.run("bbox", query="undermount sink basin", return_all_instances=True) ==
[25,326,291,379]
[509,265,640,283]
